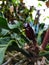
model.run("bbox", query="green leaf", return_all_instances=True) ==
[11,28,30,43]
[37,29,44,45]
[12,0,20,5]
[0,29,9,36]
[0,37,11,44]
[0,37,11,64]
[8,21,23,29]
[0,47,6,65]
[45,44,49,51]
[7,40,31,57]
[0,40,19,65]
[0,17,9,29]
[39,51,49,60]
[11,33,26,47]
[38,3,42,6]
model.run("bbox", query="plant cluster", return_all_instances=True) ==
[0,0,49,65]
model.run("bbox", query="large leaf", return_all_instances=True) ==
[11,28,30,43]
[0,37,11,44]
[0,17,9,29]
[0,37,11,64]
[0,29,9,36]
[11,32,29,47]
[0,47,6,65]
[8,21,23,29]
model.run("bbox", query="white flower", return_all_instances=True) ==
[23,0,47,10]
[39,8,49,25]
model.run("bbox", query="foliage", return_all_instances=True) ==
[0,0,49,65]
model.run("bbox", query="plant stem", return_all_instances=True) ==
[41,29,49,49]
